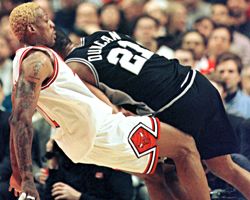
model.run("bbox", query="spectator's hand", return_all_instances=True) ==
[35,168,49,185]
[46,139,54,152]
[52,182,81,200]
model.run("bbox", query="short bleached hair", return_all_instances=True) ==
[9,2,40,42]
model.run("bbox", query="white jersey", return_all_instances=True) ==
[13,46,112,161]
[12,46,160,174]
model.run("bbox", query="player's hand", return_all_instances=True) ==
[52,182,81,200]
[118,107,136,116]
[18,179,40,200]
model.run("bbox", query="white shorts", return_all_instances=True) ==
[82,113,160,174]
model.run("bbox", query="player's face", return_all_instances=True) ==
[216,60,241,93]
[33,7,56,47]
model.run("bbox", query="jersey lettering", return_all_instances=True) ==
[87,32,122,62]
[107,41,154,75]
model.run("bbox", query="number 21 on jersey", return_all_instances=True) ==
[107,40,154,75]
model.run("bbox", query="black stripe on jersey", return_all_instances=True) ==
[65,57,99,87]
[154,70,197,114]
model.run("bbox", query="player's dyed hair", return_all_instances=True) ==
[9,2,40,42]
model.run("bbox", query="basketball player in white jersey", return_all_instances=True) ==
[8,3,210,200]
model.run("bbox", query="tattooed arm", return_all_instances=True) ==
[9,50,53,199]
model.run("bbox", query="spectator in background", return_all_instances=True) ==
[176,0,211,28]
[74,2,100,35]
[34,0,54,22]
[181,30,208,72]
[0,79,15,200]
[99,2,129,34]
[0,33,12,111]
[142,0,169,37]
[215,52,250,119]
[211,2,230,25]
[165,2,188,49]
[247,0,250,20]
[54,0,78,33]
[227,0,250,38]
[0,0,23,15]
[174,48,196,68]
[0,33,12,97]
[119,0,147,24]
[206,75,250,198]
[45,141,134,200]
[241,66,250,96]
[206,24,233,73]
[210,2,250,66]
[193,16,215,39]
[132,14,174,59]
[0,14,21,59]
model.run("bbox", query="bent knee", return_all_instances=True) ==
[174,135,199,159]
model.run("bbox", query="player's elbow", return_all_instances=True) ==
[9,112,32,129]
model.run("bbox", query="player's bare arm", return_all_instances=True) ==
[67,61,96,85]
[84,81,120,113]
[9,50,53,199]
[69,63,133,115]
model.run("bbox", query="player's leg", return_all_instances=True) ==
[164,164,191,200]
[205,154,250,199]
[134,163,177,200]
[157,122,210,200]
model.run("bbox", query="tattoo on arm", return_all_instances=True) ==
[11,60,44,179]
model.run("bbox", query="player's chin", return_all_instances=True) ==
[48,39,56,47]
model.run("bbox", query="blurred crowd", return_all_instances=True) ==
[1,0,250,199]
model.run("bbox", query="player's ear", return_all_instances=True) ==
[27,24,36,34]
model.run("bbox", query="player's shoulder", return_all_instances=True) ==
[16,46,53,61]
[15,47,54,74]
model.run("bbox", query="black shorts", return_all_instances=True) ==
[156,72,238,160]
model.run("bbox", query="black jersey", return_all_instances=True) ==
[65,31,238,159]
[66,31,194,111]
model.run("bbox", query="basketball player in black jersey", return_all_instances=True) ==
[52,29,250,199]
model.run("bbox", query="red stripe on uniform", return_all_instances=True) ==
[143,117,161,174]
[18,48,34,75]
[143,152,153,174]
[41,49,59,90]
[37,105,60,128]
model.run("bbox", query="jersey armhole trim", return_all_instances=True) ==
[40,48,59,90]
[17,46,59,90]
[65,57,99,87]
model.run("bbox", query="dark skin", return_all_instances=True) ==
[10,50,53,200]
